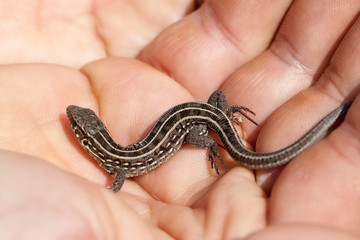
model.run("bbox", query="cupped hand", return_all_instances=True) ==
[1,1,360,239]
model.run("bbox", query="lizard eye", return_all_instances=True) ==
[81,139,89,146]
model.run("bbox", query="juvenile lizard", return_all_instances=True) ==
[66,90,350,192]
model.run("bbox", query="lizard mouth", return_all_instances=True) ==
[66,105,80,129]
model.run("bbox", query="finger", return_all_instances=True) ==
[139,0,292,99]
[268,93,360,234]
[222,0,360,134]
[81,58,191,145]
[257,14,360,151]
[191,168,266,239]
[255,14,360,191]
[218,1,359,191]
[269,21,360,232]
[143,167,267,239]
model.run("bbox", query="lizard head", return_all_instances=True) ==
[66,105,106,147]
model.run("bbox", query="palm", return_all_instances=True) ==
[1,1,360,239]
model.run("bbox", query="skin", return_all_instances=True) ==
[0,0,360,239]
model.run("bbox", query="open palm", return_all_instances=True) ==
[1,1,360,239]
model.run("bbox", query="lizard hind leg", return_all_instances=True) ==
[186,125,227,174]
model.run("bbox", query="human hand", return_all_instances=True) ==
[138,1,360,238]
[1,1,360,239]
